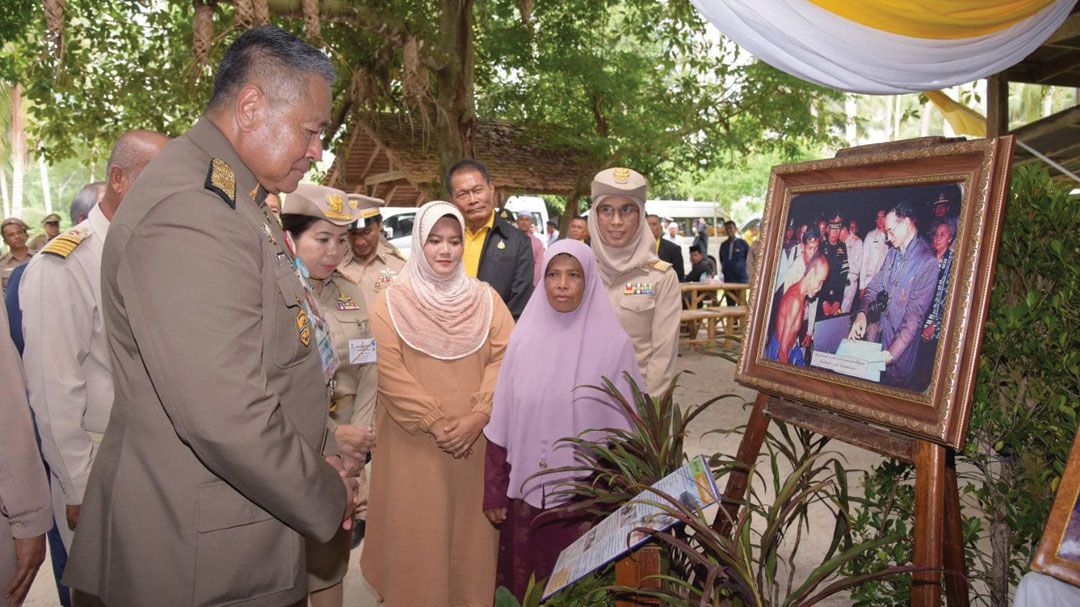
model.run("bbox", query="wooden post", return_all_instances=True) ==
[913,441,946,606]
[986,74,1009,138]
[712,392,771,536]
[943,452,970,607]
[614,544,661,607]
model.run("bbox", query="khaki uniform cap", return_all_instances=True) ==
[43,213,62,224]
[347,193,386,229]
[591,167,648,206]
[283,183,360,226]
[1,217,29,232]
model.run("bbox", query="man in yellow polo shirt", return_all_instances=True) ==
[445,158,534,318]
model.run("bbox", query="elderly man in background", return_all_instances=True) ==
[446,158,534,318]
[0,303,52,607]
[849,202,937,390]
[1,218,33,292]
[516,210,546,286]
[20,130,168,552]
[62,26,356,606]
[567,215,589,243]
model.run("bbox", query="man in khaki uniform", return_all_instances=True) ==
[63,27,355,607]
[1,218,33,292]
[20,130,167,550]
[27,213,62,250]
[0,304,52,607]
[338,194,406,307]
[588,168,682,395]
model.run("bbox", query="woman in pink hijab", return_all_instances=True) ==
[361,201,514,607]
[483,239,642,599]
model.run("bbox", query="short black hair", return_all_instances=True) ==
[444,159,491,196]
[546,220,557,228]
[724,220,736,228]
[209,26,335,112]
[888,201,917,226]
[802,225,821,243]
[280,213,321,238]
[689,245,702,254]
[572,215,587,222]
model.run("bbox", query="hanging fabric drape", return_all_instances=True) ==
[690,0,1076,94]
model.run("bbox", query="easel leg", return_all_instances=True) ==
[913,441,945,607]
[712,392,771,536]
[943,452,969,607]
[615,544,661,607]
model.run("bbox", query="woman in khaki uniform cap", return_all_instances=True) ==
[588,167,682,395]
[281,183,378,607]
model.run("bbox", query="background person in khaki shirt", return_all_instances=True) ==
[339,194,406,307]
[588,167,681,395]
[0,303,51,607]
[26,213,62,251]
[20,130,167,550]
[0,218,33,293]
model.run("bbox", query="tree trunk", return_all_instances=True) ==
[989,454,1016,606]
[0,167,9,218]
[11,84,26,216]
[39,156,52,214]
[432,0,476,194]
[844,95,858,146]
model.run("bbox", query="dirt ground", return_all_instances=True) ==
[25,350,888,606]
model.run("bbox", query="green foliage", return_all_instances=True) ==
[494,568,615,607]
[621,420,920,606]
[845,164,1080,604]
[539,373,735,516]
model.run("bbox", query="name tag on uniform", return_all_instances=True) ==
[349,338,377,364]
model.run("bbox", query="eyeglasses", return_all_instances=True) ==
[596,204,640,219]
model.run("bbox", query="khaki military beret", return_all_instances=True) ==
[1,217,29,232]
[591,167,648,206]
[283,183,358,227]
[43,213,62,224]
[346,193,385,229]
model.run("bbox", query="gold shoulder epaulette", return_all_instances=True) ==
[205,158,237,209]
[41,228,88,259]
[651,259,672,272]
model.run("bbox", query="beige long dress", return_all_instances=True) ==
[362,286,513,606]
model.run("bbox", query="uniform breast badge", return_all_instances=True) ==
[497,240,506,250]
[336,295,361,311]
[373,269,397,292]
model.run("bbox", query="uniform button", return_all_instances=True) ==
[538,460,548,469]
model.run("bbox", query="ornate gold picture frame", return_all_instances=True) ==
[1032,425,1080,585]
[736,137,1014,449]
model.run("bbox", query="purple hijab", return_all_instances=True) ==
[485,239,642,508]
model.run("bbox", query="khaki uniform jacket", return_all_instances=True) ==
[21,206,113,507]
[319,272,377,427]
[0,303,53,585]
[603,260,682,395]
[338,241,406,310]
[63,118,346,607]
[0,250,32,292]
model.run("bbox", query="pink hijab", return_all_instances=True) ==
[484,239,641,508]
[386,201,493,360]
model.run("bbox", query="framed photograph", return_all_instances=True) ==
[736,136,1014,448]
[1032,425,1080,585]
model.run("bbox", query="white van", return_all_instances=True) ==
[504,196,549,233]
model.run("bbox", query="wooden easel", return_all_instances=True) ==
[719,392,968,607]
[614,392,968,607]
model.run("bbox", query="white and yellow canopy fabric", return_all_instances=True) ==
[690,0,1077,94]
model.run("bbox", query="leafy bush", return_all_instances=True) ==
[846,164,1080,605]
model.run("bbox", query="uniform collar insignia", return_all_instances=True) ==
[205,158,237,209]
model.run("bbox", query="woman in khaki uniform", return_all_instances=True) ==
[588,167,682,395]
[281,183,377,607]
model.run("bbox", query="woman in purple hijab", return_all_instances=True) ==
[483,239,642,599]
